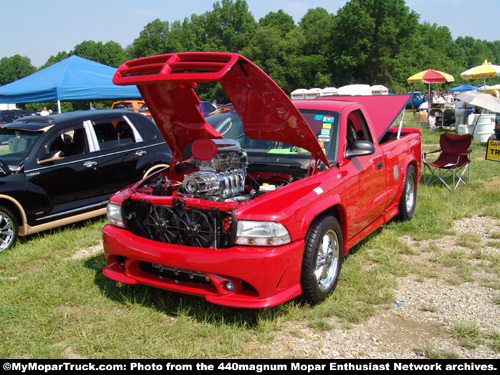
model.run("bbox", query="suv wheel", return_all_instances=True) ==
[0,206,18,252]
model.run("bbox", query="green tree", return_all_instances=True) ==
[202,0,257,51]
[258,10,296,37]
[331,0,420,91]
[300,8,335,56]
[296,8,336,89]
[73,40,126,67]
[0,55,36,86]
[131,18,172,57]
[40,51,72,70]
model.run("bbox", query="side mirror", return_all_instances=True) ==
[37,151,65,165]
[0,160,11,176]
[345,140,375,158]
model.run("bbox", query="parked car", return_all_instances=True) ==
[0,110,171,251]
[0,109,36,125]
[199,101,217,117]
[405,91,424,109]
[102,52,421,308]
[111,100,151,116]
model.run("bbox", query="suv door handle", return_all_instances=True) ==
[136,150,147,156]
[83,160,97,168]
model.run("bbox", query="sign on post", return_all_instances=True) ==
[486,139,500,162]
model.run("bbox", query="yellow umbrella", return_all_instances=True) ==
[407,69,455,84]
[407,69,454,114]
[460,60,500,92]
[482,84,500,95]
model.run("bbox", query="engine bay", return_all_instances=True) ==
[120,138,306,248]
[134,138,302,203]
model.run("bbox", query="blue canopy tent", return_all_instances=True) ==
[449,84,477,92]
[0,56,141,112]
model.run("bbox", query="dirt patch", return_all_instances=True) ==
[69,243,103,260]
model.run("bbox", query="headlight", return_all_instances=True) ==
[107,203,125,228]
[235,221,291,246]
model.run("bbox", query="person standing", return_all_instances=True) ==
[454,98,466,131]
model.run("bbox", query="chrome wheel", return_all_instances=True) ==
[396,165,417,221]
[0,206,17,252]
[405,170,416,214]
[301,216,343,304]
[315,230,340,292]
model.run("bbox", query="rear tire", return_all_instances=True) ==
[0,206,18,252]
[300,215,343,305]
[396,165,417,221]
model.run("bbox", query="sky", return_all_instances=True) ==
[1,0,498,68]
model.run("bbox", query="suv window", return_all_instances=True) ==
[0,129,42,166]
[93,119,135,150]
[0,110,36,124]
[124,114,157,141]
[46,125,87,158]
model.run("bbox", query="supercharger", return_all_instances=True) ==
[181,139,248,200]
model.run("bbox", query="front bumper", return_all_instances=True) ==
[102,224,305,308]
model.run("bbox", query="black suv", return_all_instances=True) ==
[0,109,37,125]
[0,110,171,251]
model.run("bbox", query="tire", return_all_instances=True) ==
[300,215,343,305]
[396,165,417,221]
[0,205,18,252]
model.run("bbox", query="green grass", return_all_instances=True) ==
[414,343,460,359]
[1,116,499,358]
[452,321,482,350]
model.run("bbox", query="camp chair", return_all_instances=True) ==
[423,133,472,190]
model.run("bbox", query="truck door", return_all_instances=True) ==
[342,110,388,238]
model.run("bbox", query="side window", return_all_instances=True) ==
[125,115,156,141]
[46,124,87,158]
[93,120,135,150]
[346,110,372,151]
[202,102,215,113]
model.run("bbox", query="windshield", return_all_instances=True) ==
[206,109,340,164]
[0,129,42,168]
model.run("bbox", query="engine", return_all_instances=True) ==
[181,139,249,201]
[124,139,250,248]
[122,138,296,248]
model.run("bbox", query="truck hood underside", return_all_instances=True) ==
[113,52,330,167]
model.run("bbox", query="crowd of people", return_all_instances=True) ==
[414,89,500,131]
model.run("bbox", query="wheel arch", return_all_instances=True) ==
[397,157,419,196]
[298,195,349,255]
[0,194,27,235]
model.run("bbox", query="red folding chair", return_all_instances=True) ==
[423,133,472,190]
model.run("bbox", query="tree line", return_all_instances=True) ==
[1,0,499,109]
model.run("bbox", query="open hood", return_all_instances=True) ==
[113,53,329,167]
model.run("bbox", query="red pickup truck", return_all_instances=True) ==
[102,53,421,308]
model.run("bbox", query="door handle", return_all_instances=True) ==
[136,150,147,156]
[83,160,97,168]
[376,161,383,170]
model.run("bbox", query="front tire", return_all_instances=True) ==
[300,215,343,305]
[0,206,18,252]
